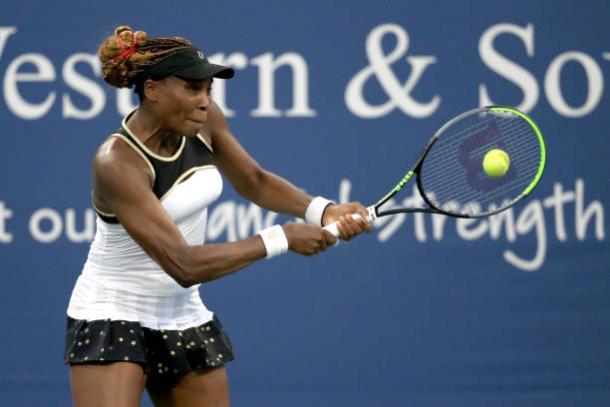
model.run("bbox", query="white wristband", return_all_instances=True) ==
[259,225,289,258]
[305,196,334,227]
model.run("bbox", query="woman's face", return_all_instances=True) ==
[151,76,213,136]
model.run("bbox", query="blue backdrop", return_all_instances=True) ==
[1,1,609,406]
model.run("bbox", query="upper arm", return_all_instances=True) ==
[205,101,264,196]
[93,138,192,285]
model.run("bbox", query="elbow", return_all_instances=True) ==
[237,166,265,200]
[160,247,201,288]
[173,270,196,288]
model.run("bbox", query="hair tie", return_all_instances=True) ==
[112,33,138,61]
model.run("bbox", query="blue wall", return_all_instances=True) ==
[1,1,609,405]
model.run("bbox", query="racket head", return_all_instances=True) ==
[412,106,545,218]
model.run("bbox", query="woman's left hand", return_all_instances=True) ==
[322,202,373,241]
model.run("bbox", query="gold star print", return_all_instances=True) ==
[70,353,74,358]
[129,329,134,334]
[77,341,82,346]
[84,339,90,345]
[120,322,126,325]
[83,356,88,361]
[178,332,183,337]
[124,356,129,361]
[170,350,176,356]
[100,348,105,353]
[118,337,124,342]
[163,335,168,340]
[176,342,182,347]
[99,331,105,336]
[209,338,215,343]
[130,341,136,346]
[84,328,89,333]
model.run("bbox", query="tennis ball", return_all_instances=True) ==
[482,149,510,177]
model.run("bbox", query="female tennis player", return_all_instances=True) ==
[64,26,371,407]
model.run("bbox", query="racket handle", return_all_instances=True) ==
[322,206,376,238]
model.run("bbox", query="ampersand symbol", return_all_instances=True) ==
[346,24,441,119]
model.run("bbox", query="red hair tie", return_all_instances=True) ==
[112,33,138,61]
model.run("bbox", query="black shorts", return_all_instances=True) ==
[64,315,234,377]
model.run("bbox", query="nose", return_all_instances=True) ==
[199,92,210,110]
[198,91,210,110]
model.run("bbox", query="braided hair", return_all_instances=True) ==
[98,25,193,99]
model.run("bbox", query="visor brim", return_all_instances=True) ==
[173,63,235,80]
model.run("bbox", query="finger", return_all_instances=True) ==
[350,202,366,214]
[341,215,363,238]
[322,229,338,246]
[353,206,372,232]
[357,212,372,233]
[337,217,347,240]
[338,216,359,241]
[318,235,327,251]
[336,215,349,240]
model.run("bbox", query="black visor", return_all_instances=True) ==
[144,47,234,81]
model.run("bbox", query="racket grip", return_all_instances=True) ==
[322,206,376,238]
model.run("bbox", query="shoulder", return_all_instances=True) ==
[93,134,154,188]
[200,99,234,153]
[204,100,230,135]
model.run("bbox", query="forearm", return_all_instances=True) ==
[164,236,267,287]
[240,169,313,218]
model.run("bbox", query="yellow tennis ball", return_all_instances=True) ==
[482,149,510,177]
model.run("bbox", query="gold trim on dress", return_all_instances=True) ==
[91,197,117,218]
[160,165,217,201]
[121,113,186,162]
[196,133,214,153]
[111,134,157,180]
[93,133,158,218]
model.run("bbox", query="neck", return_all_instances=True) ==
[127,104,181,156]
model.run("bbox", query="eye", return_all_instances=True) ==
[187,82,204,92]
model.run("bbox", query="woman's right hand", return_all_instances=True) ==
[282,223,337,256]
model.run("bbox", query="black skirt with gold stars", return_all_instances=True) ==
[64,315,234,377]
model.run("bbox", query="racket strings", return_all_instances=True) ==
[419,112,542,216]
[423,124,539,195]
[423,127,539,214]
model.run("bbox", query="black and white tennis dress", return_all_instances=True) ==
[65,113,234,377]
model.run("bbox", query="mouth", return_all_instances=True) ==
[187,118,204,125]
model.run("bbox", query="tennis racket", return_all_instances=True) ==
[324,105,546,237]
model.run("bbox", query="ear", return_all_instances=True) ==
[143,79,159,102]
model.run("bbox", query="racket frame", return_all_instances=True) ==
[371,105,546,219]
